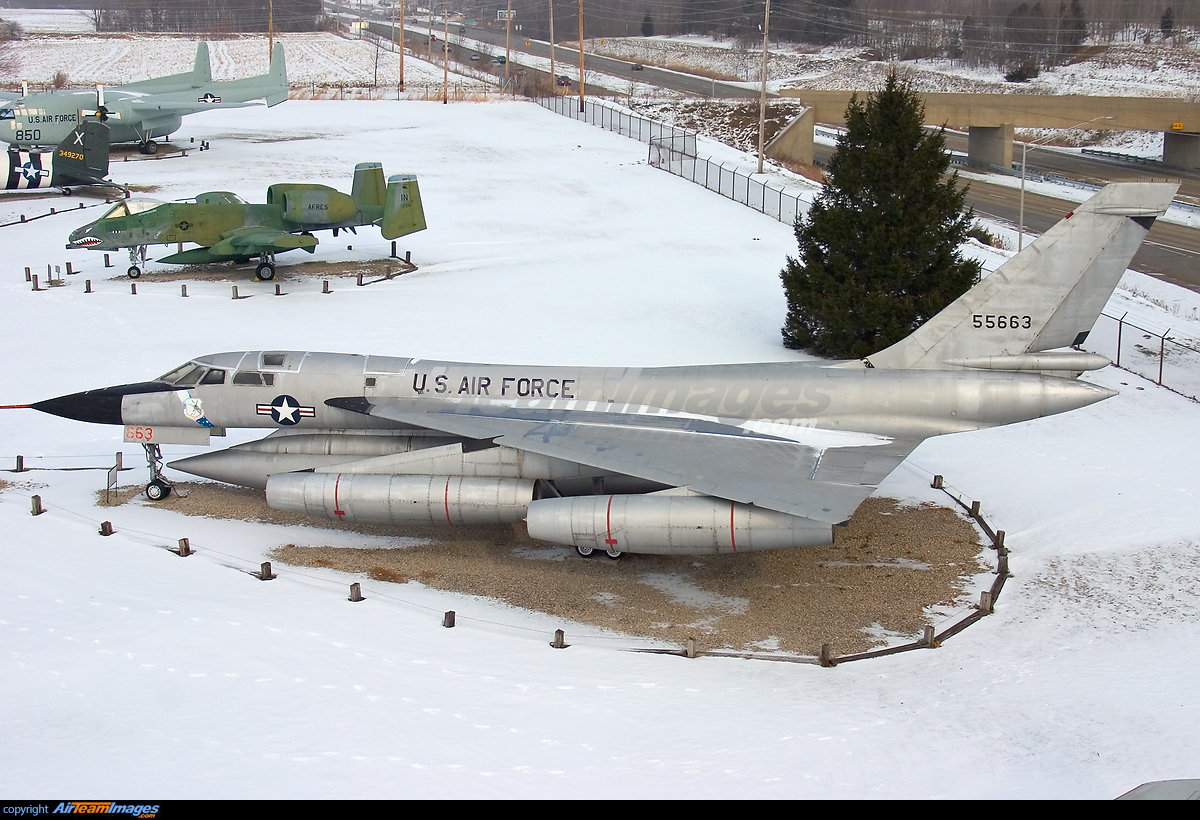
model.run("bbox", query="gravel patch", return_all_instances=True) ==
[101,481,989,656]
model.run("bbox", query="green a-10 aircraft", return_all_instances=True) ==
[67,162,426,279]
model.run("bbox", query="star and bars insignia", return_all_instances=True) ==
[257,394,315,425]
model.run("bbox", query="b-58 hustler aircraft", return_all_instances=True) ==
[31,183,1176,557]
[1,43,288,154]
[66,162,427,279]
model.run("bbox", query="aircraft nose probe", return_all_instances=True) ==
[29,381,176,425]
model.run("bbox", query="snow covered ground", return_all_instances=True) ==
[0,98,1199,800]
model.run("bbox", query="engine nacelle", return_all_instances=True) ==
[526,494,834,555]
[278,186,357,225]
[266,473,535,526]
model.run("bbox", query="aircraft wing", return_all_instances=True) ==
[326,397,921,525]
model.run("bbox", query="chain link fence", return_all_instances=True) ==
[536,95,810,227]
[1085,310,1200,401]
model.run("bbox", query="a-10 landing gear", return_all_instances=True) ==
[141,443,173,501]
[126,245,148,278]
[255,251,276,280]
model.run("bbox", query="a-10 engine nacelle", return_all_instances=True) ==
[526,495,834,555]
[269,184,358,226]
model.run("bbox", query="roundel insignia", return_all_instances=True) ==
[179,220,190,230]
[256,394,315,425]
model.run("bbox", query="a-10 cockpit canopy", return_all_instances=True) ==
[99,200,164,220]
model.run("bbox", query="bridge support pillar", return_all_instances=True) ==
[967,124,1014,170]
[765,106,815,168]
[1164,131,1200,168]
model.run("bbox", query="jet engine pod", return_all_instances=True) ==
[526,495,834,555]
[266,473,535,526]
[281,187,356,225]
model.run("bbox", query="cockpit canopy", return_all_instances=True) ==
[99,200,164,220]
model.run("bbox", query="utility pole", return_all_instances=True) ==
[505,0,512,84]
[549,0,555,92]
[756,0,771,174]
[398,0,405,91]
[577,0,585,112]
[443,3,449,104]
[268,0,274,64]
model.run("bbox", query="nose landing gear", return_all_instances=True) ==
[126,245,147,278]
[142,443,173,500]
[255,252,276,280]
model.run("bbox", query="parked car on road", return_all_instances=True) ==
[556,75,571,86]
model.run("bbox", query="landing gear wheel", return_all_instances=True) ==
[575,545,595,558]
[605,549,623,560]
[127,266,141,278]
[255,262,276,280]
[140,140,158,155]
[145,480,171,501]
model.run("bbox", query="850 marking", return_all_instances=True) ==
[973,314,1032,329]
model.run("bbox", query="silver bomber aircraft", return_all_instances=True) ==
[0,43,287,154]
[30,182,1176,557]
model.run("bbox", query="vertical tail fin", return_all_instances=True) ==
[193,42,212,84]
[381,174,427,240]
[865,182,1178,371]
[264,44,288,106]
[352,162,387,209]
[50,120,109,187]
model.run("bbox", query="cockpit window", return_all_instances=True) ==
[101,200,162,220]
[232,371,274,386]
[200,369,226,385]
[158,363,204,385]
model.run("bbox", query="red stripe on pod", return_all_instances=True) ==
[604,495,618,547]
[730,500,737,553]
[444,477,453,526]
[334,474,346,520]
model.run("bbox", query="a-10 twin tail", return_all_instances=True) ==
[33,183,1175,558]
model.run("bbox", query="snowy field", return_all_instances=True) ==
[0,98,1199,800]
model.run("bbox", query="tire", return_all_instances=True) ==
[605,549,623,560]
[142,141,158,155]
[575,545,594,558]
[255,262,275,280]
[145,480,171,501]
[127,266,141,278]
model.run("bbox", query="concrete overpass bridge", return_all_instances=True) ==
[770,90,1200,170]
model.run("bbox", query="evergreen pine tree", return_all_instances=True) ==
[780,71,980,359]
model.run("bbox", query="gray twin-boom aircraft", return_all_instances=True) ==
[31,182,1176,557]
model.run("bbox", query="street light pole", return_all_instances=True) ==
[1018,115,1113,251]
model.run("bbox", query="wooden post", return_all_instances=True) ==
[275,284,282,296]
[685,637,696,659]
[357,272,364,286]
[970,500,980,517]
[550,629,568,649]
[349,582,363,602]
[820,643,837,667]
[99,521,115,536]
[231,285,239,299]
[177,537,192,557]
[181,284,188,297]
[322,280,331,294]
[104,253,111,267]
[931,474,943,489]
[24,267,30,281]
[442,610,456,628]
[405,250,411,263]
[994,530,1005,551]
[259,561,276,580]
[130,283,137,295]
[15,455,24,472]
[66,262,74,275]
[391,240,397,258]
[30,495,44,516]
[921,625,936,647]
[978,591,993,614]
[31,274,39,291]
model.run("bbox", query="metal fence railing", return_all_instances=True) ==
[537,94,811,226]
[535,95,697,154]
[1085,310,1200,401]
